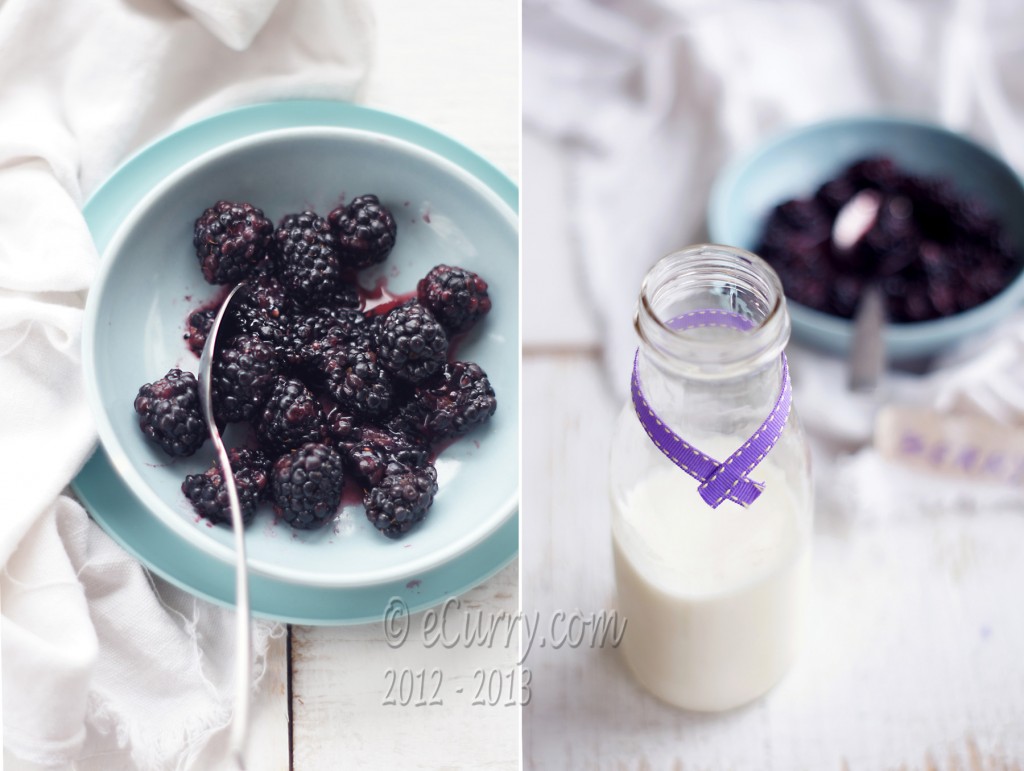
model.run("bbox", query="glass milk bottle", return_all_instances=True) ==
[610,244,813,712]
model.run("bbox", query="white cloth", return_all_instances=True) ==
[3,500,284,771]
[524,0,1024,511]
[0,0,372,768]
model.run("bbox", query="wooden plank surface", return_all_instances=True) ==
[290,561,520,770]
[522,132,597,350]
[363,0,520,186]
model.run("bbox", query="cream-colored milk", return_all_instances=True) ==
[612,464,809,711]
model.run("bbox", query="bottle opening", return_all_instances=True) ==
[635,244,790,376]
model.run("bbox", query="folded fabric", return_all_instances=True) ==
[0,0,372,767]
[170,0,279,51]
[3,499,285,770]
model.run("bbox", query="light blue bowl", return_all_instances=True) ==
[708,116,1024,358]
[82,126,519,588]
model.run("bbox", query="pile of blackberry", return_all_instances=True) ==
[756,156,1021,322]
[135,196,497,539]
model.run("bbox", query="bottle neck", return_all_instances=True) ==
[637,349,784,439]
[633,245,791,440]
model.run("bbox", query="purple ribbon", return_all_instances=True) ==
[631,309,792,509]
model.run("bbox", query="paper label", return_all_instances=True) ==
[875,406,1024,486]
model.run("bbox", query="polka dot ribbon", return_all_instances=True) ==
[631,309,792,509]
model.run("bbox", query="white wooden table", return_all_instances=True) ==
[522,129,1024,770]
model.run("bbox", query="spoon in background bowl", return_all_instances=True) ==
[197,282,252,770]
[832,189,886,391]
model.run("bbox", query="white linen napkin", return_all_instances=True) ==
[3,499,285,771]
[0,0,372,767]
[524,0,1024,509]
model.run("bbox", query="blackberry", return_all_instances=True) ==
[345,425,429,487]
[275,313,321,371]
[773,198,830,237]
[377,302,448,383]
[321,344,395,420]
[293,280,361,314]
[399,361,497,441]
[271,442,345,529]
[828,275,864,319]
[328,195,397,269]
[182,448,271,526]
[815,176,857,213]
[282,308,373,372]
[193,201,273,285]
[212,333,279,423]
[234,275,292,328]
[133,369,207,457]
[417,265,492,334]
[313,307,376,349]
[256,376,326,453]
[845,157,901,192]
[226,275,292,353]
[185,308,217,356]
[364,465,438,539]
[324,404,360,452]
[274,211,342,303]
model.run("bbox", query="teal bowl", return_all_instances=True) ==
[82,126,519,587]
[708,116,1024,358]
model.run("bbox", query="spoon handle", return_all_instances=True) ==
[197,284,252,769]
[849,284,887,392]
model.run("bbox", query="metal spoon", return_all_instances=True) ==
[848,283,887,392]
[197,282,251,770]
[832,189,886,391]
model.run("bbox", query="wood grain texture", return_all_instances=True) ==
[364,0,520,184]
[522,353,1024,770]
[290,561,519,770]
[523,132,599,348]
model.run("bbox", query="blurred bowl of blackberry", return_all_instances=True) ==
[708,116,1024,359]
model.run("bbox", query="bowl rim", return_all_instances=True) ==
[82,124,520,588]
[707,114,1024,355]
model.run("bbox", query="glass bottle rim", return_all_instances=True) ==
[634,244,791,379]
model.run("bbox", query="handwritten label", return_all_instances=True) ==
[875,406,1024,486]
